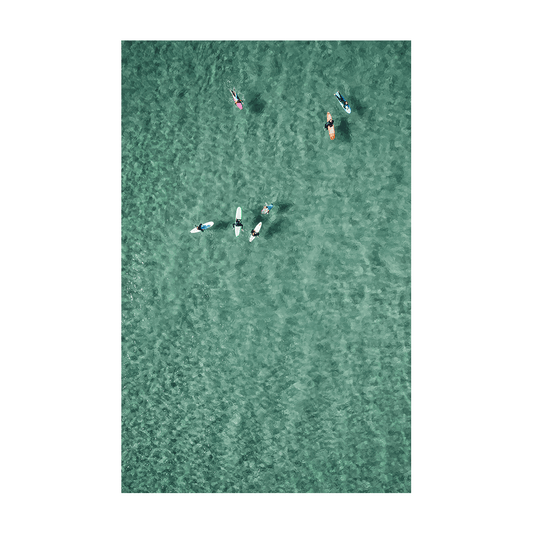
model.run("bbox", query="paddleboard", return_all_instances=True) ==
[190,221,214,233]
[231,89,243,110]
[326,112,335,140]
[261,204,273,215]
[249,222,262,242]
[335,91,352,114]
[234,207,242,236]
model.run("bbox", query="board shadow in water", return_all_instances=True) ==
[348,92,366,116]
[246,92,266,115]
[336,118,352,143]
[263,219,285,240]
[276,202,293,214]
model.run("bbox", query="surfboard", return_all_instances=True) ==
[327,112,335,140]
[249,222,262,242]
[231,89,243,110]
[261,204,273,214]
[235,207,242,236]
[335,91,352,114]
[190,222,214,233]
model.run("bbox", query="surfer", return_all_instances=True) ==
[233,219,244,230]
[338,95,349,110]
[325,117,334,129]
[261,204,273,214]
[195,224,204,232]
[335,92,351,114]
[231,89,242,105]
[251,228,260,238]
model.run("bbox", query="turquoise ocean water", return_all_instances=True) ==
[122,41,410,492]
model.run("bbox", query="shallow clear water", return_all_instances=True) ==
[122,40,410,492]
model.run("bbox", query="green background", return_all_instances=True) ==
[2,2,531,531]
[122,41,410,493]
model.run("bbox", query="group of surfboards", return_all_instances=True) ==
[190,203,273,242]
[190,89,352,242]
[235,204,273,242]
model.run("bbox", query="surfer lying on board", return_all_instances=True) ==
[339,96,349,111]
[231,89,242,105]
[325,118,334,129]
[261,204,273,214]
[195,224,205,232]
[233,219,244,229]
[251,228,260,238]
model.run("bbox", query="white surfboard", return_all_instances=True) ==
[249,222,262,242]
[235,207,242,236]
[190,221,214,233]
